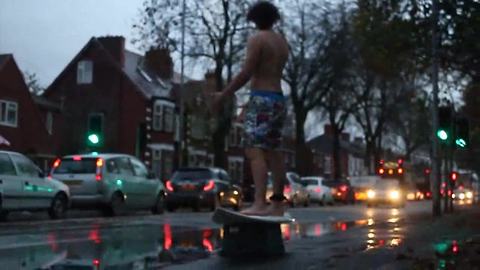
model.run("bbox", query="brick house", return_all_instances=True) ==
[308,124,366,179]
[43,36,177,181]
[0,54,59,170]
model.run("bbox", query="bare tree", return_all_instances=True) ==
[134,0,251,168]
[281,0,337,175]
[23,71,44,96]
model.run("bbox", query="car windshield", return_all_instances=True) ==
[53,158,97,174]
[376,180,400,189]
[171,169,214,182]
[302,178,319,186]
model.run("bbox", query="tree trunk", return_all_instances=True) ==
[294,108,312,176]
[212,65,231,169]
[365,139,375,174]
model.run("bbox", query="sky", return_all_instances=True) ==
[0,0,144,86]
[0,0,351,140]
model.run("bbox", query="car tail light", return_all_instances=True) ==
[315,187,322,193]
[53,158,61,168]
[93,259,100,268]
[203,180,215,191]
[284,184,292,194]
[340,185,348,192]
[73,155,82,161]
[95,158,104,181]
[166,180,174,192]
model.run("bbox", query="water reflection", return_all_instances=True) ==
[364,208,404,250]
[0,215,396,269]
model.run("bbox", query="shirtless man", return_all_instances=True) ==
[212,1,289,216]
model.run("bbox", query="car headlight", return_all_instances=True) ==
[466,191,473,199]
[389,190,400,200]
[367,190,376,199]
[459,193,465,200]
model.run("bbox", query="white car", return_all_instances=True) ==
[0,150,70,220]
[301,176,334,205]
[266,172,310,207]
[50,153,166,216]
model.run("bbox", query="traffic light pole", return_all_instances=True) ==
[431,0,442,217]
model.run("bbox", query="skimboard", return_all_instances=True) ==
[212,208,294,257]
[213,207,294,225]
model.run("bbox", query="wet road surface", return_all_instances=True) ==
[0,201,446,269]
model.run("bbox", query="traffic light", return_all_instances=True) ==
[455,117,469,148]
[450,171,458,182]
[87,114,104,147]
[437,107,453,142]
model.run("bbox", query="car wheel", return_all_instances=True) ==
[166,204,177,212]
[304,196,310,207]
[0,211,9,221]
[151,193,165,215]
[48,193,68,219]
[290,195,297,208]
[319,196,326,206]
[104,192,124,217]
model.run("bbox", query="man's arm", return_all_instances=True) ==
[222,35,262,98]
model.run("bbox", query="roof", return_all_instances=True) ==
[32,96,62,111]
[0,54,12,70]
[123,50,178,100]
[62,153,129,159]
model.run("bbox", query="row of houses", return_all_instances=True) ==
[1,35,369,187]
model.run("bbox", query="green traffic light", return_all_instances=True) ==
[437,130,448,141]
[456,138,466,148]
[88,134,100,145]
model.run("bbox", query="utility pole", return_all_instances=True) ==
[178,0,187,167]
[431,0,442,217]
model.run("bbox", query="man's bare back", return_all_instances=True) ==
[250,31,289,93]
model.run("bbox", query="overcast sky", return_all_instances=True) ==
[0,0,144,86]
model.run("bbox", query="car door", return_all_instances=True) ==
[0,152,24,210]
[10,153,51,209]
[114,157,138,209]
[129,157,156,208]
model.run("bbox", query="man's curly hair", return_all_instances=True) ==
[247,1,281,30]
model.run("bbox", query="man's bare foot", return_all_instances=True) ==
[241,204,268,216]
[264,202,285,216]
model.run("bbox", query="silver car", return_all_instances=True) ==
[0,150,70,220]
[301,176,335,205]
[266,172,310,207]
[50,153,166,216]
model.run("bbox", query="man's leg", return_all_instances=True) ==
[241,148,269,215]
[266,149,286,216]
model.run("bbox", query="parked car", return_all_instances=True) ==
[165,167,243,212]
[266,172,310,207]
[50,153,166,216]
[301,176,334,205]
[0,150,70,220]
[405,183,424,201]
[366,178,405,208]
[323,179,355,204]
[349,175,380,202]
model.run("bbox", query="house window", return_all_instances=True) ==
[228,157,244,184]
[77,60,93,84]
[324,156,332,174]
[152,100,175,132]
[46,112,53,134]
[152,148,174,181]
[0,100,18,127]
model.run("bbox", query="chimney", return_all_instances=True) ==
[323,124,334,136]
[145,48,173,80]
[97,36,125,67]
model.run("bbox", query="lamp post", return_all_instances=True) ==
[431,0,441,217]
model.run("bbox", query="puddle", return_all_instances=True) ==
[411,239,480,269]
[0,218,366,269]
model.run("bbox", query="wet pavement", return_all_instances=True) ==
[0,201,477,269]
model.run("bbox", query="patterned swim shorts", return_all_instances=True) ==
[243,90,286,150]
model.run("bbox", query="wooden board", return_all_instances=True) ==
[212,207,294,225]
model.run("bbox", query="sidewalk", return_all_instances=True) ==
[166,204,480,270]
